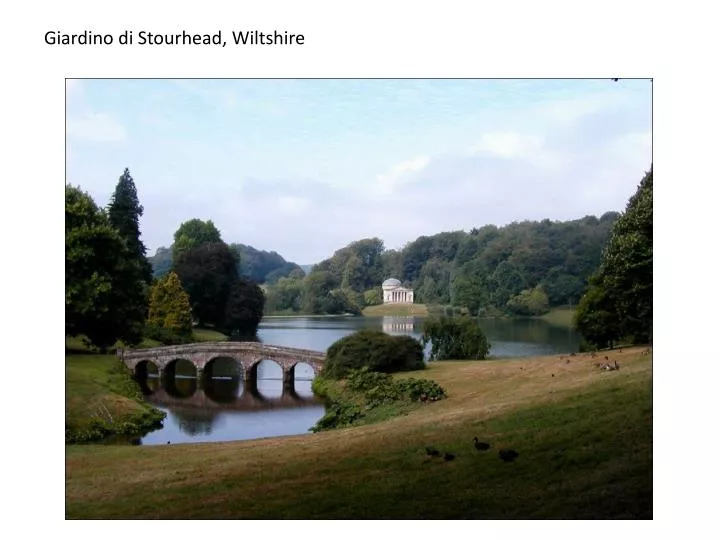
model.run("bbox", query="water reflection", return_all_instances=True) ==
[382,316,415,334]
[134,314,581,445]
[258,315,581,358]
[138,373,323,445]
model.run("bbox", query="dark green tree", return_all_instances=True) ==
[224,279,265,337]
[575,166,653,346]
[66,185,144,348]
[300,271,338,313]
[574,277,622,349]
[506,285,550,316]
[172,219,223,264]
[421,316,491,361]
[323,330,425,379]
[107,168,153,284]
[174,242,239,327]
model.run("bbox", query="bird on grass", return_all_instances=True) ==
[473,437,490,451]
[444,452,456,461]
[425,447,441,457]
[499,449,519,462]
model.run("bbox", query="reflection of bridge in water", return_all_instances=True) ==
[139,376,320,412]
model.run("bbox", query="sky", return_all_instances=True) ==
[66,78,652,265]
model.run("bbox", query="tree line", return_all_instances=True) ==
[575,167,652,349]
[150,239,304,284]
[66,170,266,350]
[259,214,619,316]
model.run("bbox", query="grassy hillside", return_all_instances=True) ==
[538,306,577,328]
[65,354,165,443]
[362,303,429,316]
[190,327,229,342]
[66,347,651,519]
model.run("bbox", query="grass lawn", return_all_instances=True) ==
[66,346,651,519]
[191,327,229,342]
[362,303,429,317]
[537,306,577,327]
[65,354,164,442]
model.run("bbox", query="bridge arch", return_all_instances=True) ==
[291,361,317,379]
[202,355,243,379]
[118,342,326,390]
[133,359,160,379]
[164,357,196,378]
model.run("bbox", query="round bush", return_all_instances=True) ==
[323,329,425,379]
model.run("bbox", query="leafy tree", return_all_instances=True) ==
[421,316,491,361]
[363,287,383,306]
[172,219,222,264]
[541,267,584,306]
[107,168,153,284]
[265,263,304,284]
[574,278,622,349]
[506,285,550,316]
[174,242,239,327]
[489,260,526,307]
[575,167,653,345]
[265,276,304,313]
[66,185,144,348]
[300,271,338,313]
[326,288,362,315]
[323,330,425,379]
[146,271,193,342]
[224,279,265,338]
[452,260,490,315]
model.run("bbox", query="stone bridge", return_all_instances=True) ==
[117,342,326,386]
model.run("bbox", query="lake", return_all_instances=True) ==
[137,315,581,445]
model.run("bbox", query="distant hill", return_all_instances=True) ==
[299,264,314,275]
[229,243,304,284]
[303,213,621,314]
[148,243,305,284]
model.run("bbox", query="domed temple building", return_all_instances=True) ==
[381,278,414,304]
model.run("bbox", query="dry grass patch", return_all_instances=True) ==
[66,347,651,519]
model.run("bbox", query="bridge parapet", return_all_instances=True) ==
[118,341,326,379]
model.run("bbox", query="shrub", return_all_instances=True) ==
[310,368,447,432]
[323,330,425,379]
[421,316,491,360]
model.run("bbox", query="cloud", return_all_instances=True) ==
[374,156,430,195]
[471,132,542,159]
[68,80,651,265]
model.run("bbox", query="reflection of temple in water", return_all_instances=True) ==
[382,316,415,334]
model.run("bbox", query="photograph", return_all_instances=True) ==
[64,77,652,519]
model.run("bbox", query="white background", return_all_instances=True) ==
[2,0,717,533]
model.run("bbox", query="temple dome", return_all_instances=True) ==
[382,278,402,289]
